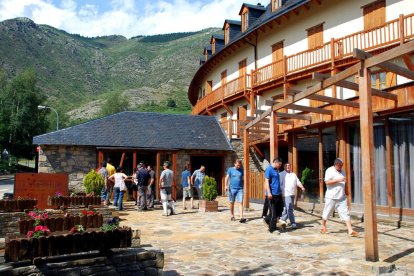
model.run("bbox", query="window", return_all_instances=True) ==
[363,0,385,31]
[272,0,282,12]
[224,23,230,45]
[206,80,212,94]
[371,72,396,89]
[307,23,324,49]
[241,7,249,32]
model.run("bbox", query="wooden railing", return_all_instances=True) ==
[249,171,265,201]
[192,74,251,115]
[253,13,414,86]
[220,119,245,139]
[192,13,414,115]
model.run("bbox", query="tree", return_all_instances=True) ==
[0,69,48,158]
[99,92,129,116]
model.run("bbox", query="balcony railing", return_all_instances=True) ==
[253,13,414,87]
[192,74,251,115]
[220,119,245,139]
[192,13,414,115]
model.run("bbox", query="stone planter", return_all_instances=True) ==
[0,199,37,212]
[19,214,104,234]
[199,200,218,212]
[5,227,132,262]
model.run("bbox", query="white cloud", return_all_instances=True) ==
[0,0,260,37]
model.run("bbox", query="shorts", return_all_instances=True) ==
[161,187,172,202]
[183,186,193,198]
[229,188,243,203]
[131,183,138,191]
[322,196,350,221]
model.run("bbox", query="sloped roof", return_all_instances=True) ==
[33,112,233,151]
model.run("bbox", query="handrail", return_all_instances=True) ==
[192,13,414,115]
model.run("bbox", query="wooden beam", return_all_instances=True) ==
[313,72,398,101]
[250,129,269,134]
[252,144,265,158]
[119,152,126,167]
[359,64,379,262]
[245,62,361,129]
[265,99,275,106]
[353,42,414,80]
[403,54,414,71]
[286,103,333,115]
[270,111,278,162]
[318,128,324,203]
[222,103,233,115]
[308,94,360,108]
[243,129,250,209]
[277,119,294,125]
[275,112,312,121]
[156,152,161,201]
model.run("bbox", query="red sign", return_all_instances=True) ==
[14,173,69,209]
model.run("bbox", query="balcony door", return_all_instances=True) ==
[363,0,385,31]
[272,41,284,78]
[221,70,227,96]
[238,59,247,90]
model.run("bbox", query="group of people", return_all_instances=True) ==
[261,157,358,236]
[97,159,156,212]
[97,156,359,237]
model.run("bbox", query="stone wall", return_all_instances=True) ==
[0,212,25,238]
[38,145,96,191]
[0,247,163,275]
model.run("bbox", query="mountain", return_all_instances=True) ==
[0,17,218,122]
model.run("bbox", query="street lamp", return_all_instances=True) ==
[38,105,59,131]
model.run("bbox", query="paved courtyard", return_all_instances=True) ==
[119,197,414,275]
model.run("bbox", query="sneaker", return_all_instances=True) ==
[239,218,247,223]
[291,223,297,229]
[278,219,287,228]
[162,212,168,216]
[269,229,280,235]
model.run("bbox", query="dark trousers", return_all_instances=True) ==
[147,185,155,208]
[262,197,269,217]
[137,185,148,210]
[265,195,284,232]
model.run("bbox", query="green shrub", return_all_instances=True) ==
[202,175,218,201]
[301,167,313,186]
[83,169,104,195]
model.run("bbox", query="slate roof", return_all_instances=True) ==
[33,112,233,151]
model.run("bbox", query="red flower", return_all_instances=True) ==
[27,231,34,237]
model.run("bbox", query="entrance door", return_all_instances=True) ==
[190,156,223,195]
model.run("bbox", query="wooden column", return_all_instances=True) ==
[222,157,226,196]
[318,128,324,203]
[133,151,137,171]
[292,133,299,208]
[172,152,177,201]
[345,130,352,208]
[288,133,293,167]
[156,152,161,201]
[337,122,350,205]
[243,128,250,209]
[359,65,379,262]
[250,91,255,118]
[97,150,104,169]
[270,111,278,162]
[385,120,395,215]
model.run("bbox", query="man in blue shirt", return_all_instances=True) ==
[181,165,193,210]
[264,158,284,234]
[225,159,246,223]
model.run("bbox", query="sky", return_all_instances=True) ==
[0,0,260,38]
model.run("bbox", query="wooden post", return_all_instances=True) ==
[385,120,394,215]
[399,14,405,45]
[318,128,324,203]
[222,157,226,196]
[156,152,161,201]
[133,151,137,171]
[97,150,104,169]
[172,152,177,201]
[292,133,298,208]
[359,64,379,262]
[270,111,278,162]
[250,91,255,118]
[243,128,250,209]
[119,152,126,168]
[337,122,350,206]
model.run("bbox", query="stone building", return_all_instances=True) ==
[33,112,236,198]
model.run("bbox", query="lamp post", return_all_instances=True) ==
[38,105,59,131]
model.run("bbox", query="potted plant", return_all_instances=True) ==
[199,176,219,212]
[83,170,104,205]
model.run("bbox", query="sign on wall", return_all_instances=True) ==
[14,173,69,209]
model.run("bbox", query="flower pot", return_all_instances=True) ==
[199,200,218,212]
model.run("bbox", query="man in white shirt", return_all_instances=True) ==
[279,163,305,229]
[321,158,358,237]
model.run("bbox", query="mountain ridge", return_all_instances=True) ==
[0,17,218,123]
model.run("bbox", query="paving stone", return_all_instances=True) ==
[116,198,414,275]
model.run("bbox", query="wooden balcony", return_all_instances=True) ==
[252,13,414,88]
[220,119,245,139]
[192,74,251,115]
